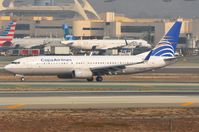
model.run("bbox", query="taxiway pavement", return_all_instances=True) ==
[0,90,199,110]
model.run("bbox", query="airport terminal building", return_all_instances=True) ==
[0,0,199,50]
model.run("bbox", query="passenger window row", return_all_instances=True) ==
[37,62,132,65]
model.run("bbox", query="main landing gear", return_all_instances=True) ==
[96,76,103,82]
[86,76,103,82]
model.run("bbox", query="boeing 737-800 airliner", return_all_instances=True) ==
[4,21,182,82]
[61,24,151,50]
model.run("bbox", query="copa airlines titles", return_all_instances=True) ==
[41,58,72,62]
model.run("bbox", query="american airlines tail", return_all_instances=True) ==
[62,24,76,40]
[0,20,16,48]
[151,21,182,58]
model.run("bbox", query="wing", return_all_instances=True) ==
[90,50,153,76]
[91,61,144,76]
[91,65,126,76]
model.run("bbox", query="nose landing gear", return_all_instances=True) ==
[21,77,25,82]
[15,74,25,82]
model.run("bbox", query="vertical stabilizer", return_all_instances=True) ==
[151,21,182,57]
[62,24,76,40]
[0,20,17,47]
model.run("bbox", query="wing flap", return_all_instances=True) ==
[91,65,126,75]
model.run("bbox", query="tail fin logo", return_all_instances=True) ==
[62,24,76,40]
[151,21,182,57]
[0,20,16,47]
[152,38,175,57]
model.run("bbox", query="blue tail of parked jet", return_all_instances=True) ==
[62,24,76,40]
[151,21,182,57]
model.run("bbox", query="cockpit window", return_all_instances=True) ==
[11,62,20,64]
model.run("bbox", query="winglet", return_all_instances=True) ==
[144,50,153,61]
[124,39,128,46]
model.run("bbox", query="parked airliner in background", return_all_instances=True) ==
[0,20,64,49]
[0,20,16,51]
[61,24,151,50]
[62,39,151,50]
[12,24,66,48]
[13,37,63,48]
[4,21,182,82]
[1,22,150,50]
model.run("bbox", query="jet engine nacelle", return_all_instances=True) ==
[3,41,13,47]
[57,69,93,79]
[57,73,73,79]
[72,69,93,79]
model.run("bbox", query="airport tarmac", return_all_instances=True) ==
[0,82,199,110]
[152,67,199,74]
[0,82,199,91]
[0,91,199,110]
[0,55,198,110]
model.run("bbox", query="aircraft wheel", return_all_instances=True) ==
[21,77,25,82]
[96,76,103,82]
[87,77,94,82]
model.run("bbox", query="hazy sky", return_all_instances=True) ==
[89,0,199,18]
[7,0,199,18]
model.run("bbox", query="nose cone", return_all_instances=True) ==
[4,64,12,73]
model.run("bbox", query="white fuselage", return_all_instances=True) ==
[12,38,63,48]
[4,54,169,77]
[61,39,151,50]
